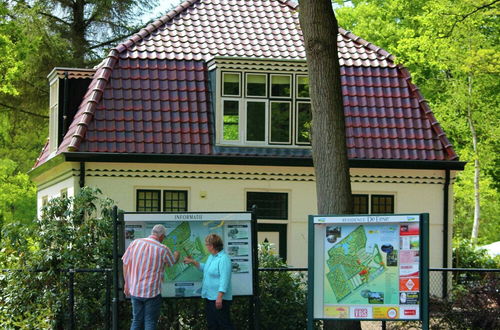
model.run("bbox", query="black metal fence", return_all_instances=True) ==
[1,267,498,329]
[0,268,112,329]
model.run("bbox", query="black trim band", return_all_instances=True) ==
[63,152,466,170]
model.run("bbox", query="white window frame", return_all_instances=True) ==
[245,99,268,144]
[295,101,312,145]
[296,75,310,99]
[222,72,241,97]
[245,72,268,98]
[270,74,293,99]
[269,100,292,145]
[221,97,242,144]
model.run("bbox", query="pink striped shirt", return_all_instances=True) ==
[122,235,175,298]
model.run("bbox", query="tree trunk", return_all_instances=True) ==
[298,1,357,329]
[467,75,481,243]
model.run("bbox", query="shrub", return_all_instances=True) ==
[0,187,114,329]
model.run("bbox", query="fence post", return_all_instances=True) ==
[251,205,260,330]
[68,269,75,330]
[112,205,119,330]
[106,270,111,330]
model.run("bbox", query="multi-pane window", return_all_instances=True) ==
[353,194,369,214]
[163,190,188,212]
[353,194,394,214]
[371,195,395,214]
[220,72,311,146]
[137,190,161,212]
[246,192,288,220]
[136,189,188,212]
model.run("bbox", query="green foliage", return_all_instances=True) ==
[0,187,114,328]
[452,238,500,268]
[0,159,36,228]
[335,0,500,244]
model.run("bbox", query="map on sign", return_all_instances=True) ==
[123,212,254,298]
[145,221,223,285]
[324,225,399,305]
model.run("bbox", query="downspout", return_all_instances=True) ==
[62,72,69,141]
[79,162,85,188]
[442,169,450,297]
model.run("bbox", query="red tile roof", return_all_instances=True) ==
[33,0,458,168]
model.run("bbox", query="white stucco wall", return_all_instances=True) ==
[32,161,456,269]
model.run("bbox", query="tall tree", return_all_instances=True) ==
[0,0,160,173]
[298,1,356,329]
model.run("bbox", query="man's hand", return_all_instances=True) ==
[124,283,130,297]
[173,251,180,263]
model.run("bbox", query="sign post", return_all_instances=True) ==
[307,214,429,329]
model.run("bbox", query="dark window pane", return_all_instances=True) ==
[371,195,394,214]
[271,75,291,97]
[223,100,239,140]
[223,73,240,96]
[247,192,288,220]
[353,194,369,214]
[247,74,266,97]
[137,190,161,212]
[297,76,310,98]
[247,101,266,141]
[270,102,290,143]
[164,190,188,212]
[297,102,312,143]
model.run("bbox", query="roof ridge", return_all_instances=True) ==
[397,64,458,160]
[338,27,395,62]
[63,0,202,151]
[65,51,119,151]
[114,0,200,54]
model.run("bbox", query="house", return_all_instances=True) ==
[30,0,464,270]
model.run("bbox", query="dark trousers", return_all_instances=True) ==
[205,299,235,330]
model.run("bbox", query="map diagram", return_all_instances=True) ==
[325,225,387,303]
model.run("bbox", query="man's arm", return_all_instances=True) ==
[122,263,130,297]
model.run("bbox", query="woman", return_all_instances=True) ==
[184,234,234,330]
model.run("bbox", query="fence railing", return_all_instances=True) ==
[0,268,112,329]
[1,267,498,329]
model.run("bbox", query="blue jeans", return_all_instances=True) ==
[130,295,162,330]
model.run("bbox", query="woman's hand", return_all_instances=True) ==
[183,256,194,264]
[216,296,223,309]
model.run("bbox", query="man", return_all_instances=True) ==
[122,224,180,330]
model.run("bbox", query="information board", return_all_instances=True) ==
[123,212,254,298]
[308,214,428,323]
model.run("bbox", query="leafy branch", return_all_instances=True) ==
[0,102,48,119]
[439,0,499,38]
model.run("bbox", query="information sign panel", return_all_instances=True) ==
[308,214,428,323]
[123,212,254,298]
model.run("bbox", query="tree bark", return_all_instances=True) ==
[298,1,357,329]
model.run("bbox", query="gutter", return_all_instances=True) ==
[62,152,466,170]
[442,169,451,297]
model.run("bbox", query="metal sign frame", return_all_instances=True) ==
[307,213,429,329]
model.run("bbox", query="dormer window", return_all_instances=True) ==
[46,68,95,154]
[216,62,312,147]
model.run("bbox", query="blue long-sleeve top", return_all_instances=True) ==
[199,250,233,300]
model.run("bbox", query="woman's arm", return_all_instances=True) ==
[183,256,201,270]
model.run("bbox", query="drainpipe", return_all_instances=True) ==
[79,162,85,188]
[62,72,69,142]
[442,169,450,297]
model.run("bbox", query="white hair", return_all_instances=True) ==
[151,224,166,237]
